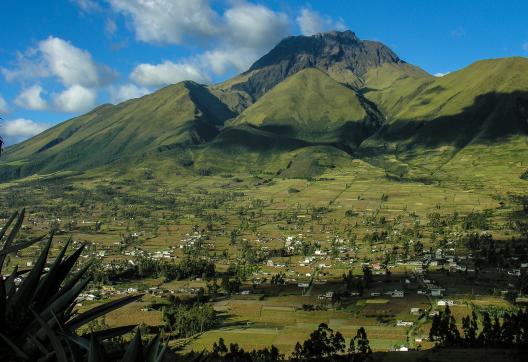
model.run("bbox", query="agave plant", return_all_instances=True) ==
[0,209,165,361]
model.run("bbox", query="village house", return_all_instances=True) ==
[396,320,413,327]
[437,299,454,306]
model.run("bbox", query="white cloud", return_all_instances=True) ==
[434,72,450,77]
[223,4,290,51]
[522,42,528,52]
[73,0,102,13]
[0,95,8,114]
[296,8,346,36]
[39,36,117,87]
[2,37,117,104]
[1,118,50,143]
[15,85,48,110]
[1,51,49,82]
[130,61,210,87]
[201,48,258,76]
[105,18,117,35]
[114,1,291,77]
[109,83,150,103]
[109,0,218,44]
[54,85,97,113]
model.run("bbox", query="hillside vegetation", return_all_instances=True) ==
[0,32,527,190]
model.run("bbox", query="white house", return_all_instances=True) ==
[437,300,454,306]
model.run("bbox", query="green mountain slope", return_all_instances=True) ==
[0,81,235,180]
[228,68,383,148]
[360,57,528,175]
[1,31,526,188]
[212,30,431,112]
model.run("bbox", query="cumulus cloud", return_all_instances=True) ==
[123,1,291,83]
[200,3,290,74]
[54,85,97,113]
[1,51,49,82]
[1,118,50,143]
[72,0,102,13]
[130,61,210,87]
[15,85,48,110]
[39,36,117,87]
[3,37,117,87]
[522,42,528,52]
[296,8,346,36]
[109,0,218,44]
[0,95,8,114]
[109,83,150,103]
[223,4,290,51]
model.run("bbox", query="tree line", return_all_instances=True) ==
[184,323,372,361]
[430,306,528,348]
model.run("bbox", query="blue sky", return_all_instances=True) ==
[1,0,527,145]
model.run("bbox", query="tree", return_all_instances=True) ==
[461,311,478,347]
[429,306,460,347]
[353,327,372,360]
[362,265,372,287]
[291,323,345,360]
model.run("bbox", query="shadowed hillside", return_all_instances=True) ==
[0,81,235,180]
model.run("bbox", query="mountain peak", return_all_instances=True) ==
[211,30,410,109]
[248,30,401,74]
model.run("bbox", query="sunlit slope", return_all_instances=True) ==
[0,81,235,179]
[360,57,528,175]
[229,68,382,147]
[211,30,430,113]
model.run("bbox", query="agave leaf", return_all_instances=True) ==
[0,210,18,242]
[0,275,5,325]
[50,309,84,362]
[33,239,72,309]
[66,294,144,331]
[88,333,106,362]
[153,343,167,362]
[4,264,19,298]
[31,308,69,362]
[121,329,144,362]
[29,333,51,356]
[6,232,53,317]
[0,234,46,256]
[66,337,84,362]
[36,351,56,362]
[145,334,163,362]
[61,332,90,350]
[82,324,137,341]
[27,277,91,342]
[0,208,24,271]
[0,331,30,359]
[48,259,92,306]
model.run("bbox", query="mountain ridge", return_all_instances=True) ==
[1,31,527,184]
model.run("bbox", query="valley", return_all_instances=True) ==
[1,29,527,361]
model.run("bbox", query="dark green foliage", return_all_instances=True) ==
[200,337,282,361]
[291,323,346,360]
[429,306,461,347]
[92,256,215,283]
[0,210,164,361]
[189,323,372,361]
[351,327,372,360]
[430,307,528,348]
[163,302,216,338]
[462,210,492,230]
[520,169,528,180]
